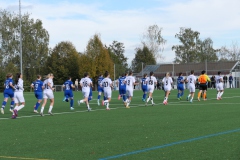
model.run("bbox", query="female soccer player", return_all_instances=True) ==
[177,72,185,100]
[97,74,104,106]
[63,76,75,110]
[12,73,25,119]
[101,71,113,110]
[1,73,15,114]
[124,71,137,108]
[118,73,128,103]
[31,75,43,113]
[162,72,173,105]
[78,72,92,111]
[141,73,148,102]
[186,70,196,103]
[145,72,157,106]
[40,73,55,116]
[215,71,224,100]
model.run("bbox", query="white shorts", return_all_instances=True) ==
[188,85,195,93]
[126,89,133,97]
[14,92,25,103]
[43,91,54,99]
[104,90,112,98]
[148,86,154,93]
[216,83,224,91]
[82,91,89,98]
[164,86,171,92]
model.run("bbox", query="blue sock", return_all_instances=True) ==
[70,99,74,107]
[2,101,6,108]
[88,97,92,102]
[177,93,180,98]
[10,101,14,110]
[181,91,184,97]
[123,95,126,101]
[97,95,100,100]
[35,102,40,110]
[143,93,146,99]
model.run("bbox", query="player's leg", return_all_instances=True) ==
[34,92,42,113]
[40,92,48,116]
[48,92,54,115]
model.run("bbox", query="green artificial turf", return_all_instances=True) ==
[0,88,239,160]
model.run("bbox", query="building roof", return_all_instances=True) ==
[137,61,239,78]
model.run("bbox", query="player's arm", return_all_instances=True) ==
[71,84,75,88]
[47,82,54,91]
[9,82,15,89]
[30,83,34,88]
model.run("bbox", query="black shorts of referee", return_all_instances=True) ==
[199,83,207,90]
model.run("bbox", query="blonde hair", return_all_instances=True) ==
[48,73,54,78]
[165,72,170,78]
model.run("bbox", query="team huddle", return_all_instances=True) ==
[1,69,224,119]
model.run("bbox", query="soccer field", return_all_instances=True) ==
[0,88,240,160]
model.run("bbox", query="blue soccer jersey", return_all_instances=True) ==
[63,80,73,98]
[141,77,148,92]
[118,76,126,95]
[177,76,184,90]
[97,76,104,92]
[3,78,14,98]
[32,80,43,92]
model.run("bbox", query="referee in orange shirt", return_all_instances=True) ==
[197,70,210,101]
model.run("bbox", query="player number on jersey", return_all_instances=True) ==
[149,80,153,85]
[104,82,108,87]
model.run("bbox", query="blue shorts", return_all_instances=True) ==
[3,91,14,98]
[98,86,104,93]
[35,92,43,100]
[119,88,126,95]
[177,85,184,91]
[64,91,73,98]
[89,89,92,97]
[142,88,147,93]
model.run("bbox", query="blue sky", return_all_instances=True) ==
[1,0,240,65]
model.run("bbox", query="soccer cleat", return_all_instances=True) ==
[186,96,189,101]
[1,108,4,114]
[197,97,200,101]
[151,103,155,106]
[40,112,44,116]
[77,100,81,106]
[97,100,100,106]
[12,115,16,119]
[179,97,182,100]
[126,106,130,109]
[101,100,104,106]
[88,108,91,112]
[48,112,54,116]
[70,107,74,110]
[142,98,146,102]
[163,101,168,105]
[177,98,180,100]
[62,97,66,102]
[9,109,13,113]
[33,110,39,113]
[13,109,18,117]
[118,95,121,100]
[190,99,193,103]
[106,108,110,110]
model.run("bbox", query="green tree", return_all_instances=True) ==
[0,10,49,83]
[172,27,218,63]
[45,41,80,84]
[131,45,156,73]
[108,41,128,77]
[142,24,166,60]
[80,34,114,84]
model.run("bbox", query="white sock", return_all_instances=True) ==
[188,94,191,98]
[220,92,224,97]
[164,97,168,101]
[106,103,109,109]
[80,100,84,103]
[14,106,19,110]
[40,107,44,113]
[17,105,24,111]
[150,98,154,104]
[146,97,150,102]
[104,100,109,103]
[87,104,90,109]
[48,106,53,112]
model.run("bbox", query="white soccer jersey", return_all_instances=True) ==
[101,78,112,91]
[162,77,173,89]
[145,76,157,88]
[80,77,92,92]
[125,76,135,90]
[15,78,24,92]
[43,78,54,92]
[187,75,196,87]
[215,75,223,85]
